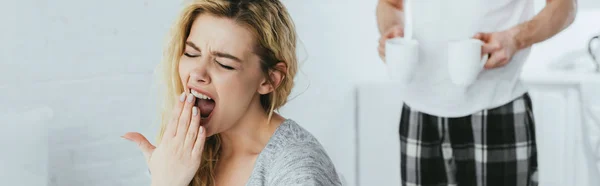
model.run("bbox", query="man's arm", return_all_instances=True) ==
[476,0,577,69]
[512,0,577,50]
[376,0,404,35]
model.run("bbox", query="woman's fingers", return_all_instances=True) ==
[192,126,207,159]
[122,132,156,163]
[164,92,186,139]
[176,94,195,141]
[184,106,201,150]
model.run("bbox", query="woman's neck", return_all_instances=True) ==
[218,99,285,159]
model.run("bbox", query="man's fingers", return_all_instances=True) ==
[384,26,404,39]
[484,51,509,69]
[473,33,483,40]
[482,43,501,55]
[378,25,404,62]
[473,32,490,42]
[378,46,385,61]
[393,27,404,38]
[164,92,186,138]
[384,29,395,39]
[123,132,156,162]
[176,93,195,140]
[378,36,387,61]
[474,32,500,55]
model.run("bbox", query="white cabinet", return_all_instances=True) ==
[356,83,403,186]
[522,70,600,186]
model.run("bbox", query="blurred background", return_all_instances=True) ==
[1,0,600,186]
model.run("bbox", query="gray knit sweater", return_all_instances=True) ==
[245,119,342,186]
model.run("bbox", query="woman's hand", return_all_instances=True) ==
[123,93,206,186]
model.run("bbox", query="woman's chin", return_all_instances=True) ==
[202,113,224,137]
[202,124,216,137]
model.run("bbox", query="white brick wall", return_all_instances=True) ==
[2,0,376,185]
[3,0,170,185]
[1,74,159,186]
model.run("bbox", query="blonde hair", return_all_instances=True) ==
[156,0,297,185]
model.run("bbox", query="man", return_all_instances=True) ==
[376,0,576,185]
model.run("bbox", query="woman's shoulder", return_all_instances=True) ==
[268,119,327,154]
[273,119,319,144]
[263,119,342,185]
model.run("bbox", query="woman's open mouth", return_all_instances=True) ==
[190,89,215,122]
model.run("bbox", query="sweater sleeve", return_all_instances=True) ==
[268,144,342,186]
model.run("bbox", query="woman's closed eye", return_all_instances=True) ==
[215,60,235,70]
[184,52,200,58]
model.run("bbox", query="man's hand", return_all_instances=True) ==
[474,0,576,70]
[474,29,519,69]
[378,25,404,61]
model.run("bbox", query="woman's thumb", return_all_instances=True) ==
[122,132,156,162]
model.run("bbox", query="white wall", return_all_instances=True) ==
[2,0,384,185]
[1,0,170,185]
[279,1,385,185]
[526,0,600,71]
[2,0,176,185]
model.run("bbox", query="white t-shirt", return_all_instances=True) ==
[401,0,535,117]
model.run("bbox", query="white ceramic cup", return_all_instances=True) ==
[447,39,489,86]
[385,37,420,84]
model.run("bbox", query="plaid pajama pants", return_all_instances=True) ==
[399,94,538,186]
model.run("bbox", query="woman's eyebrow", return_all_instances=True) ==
[185,41,201,52]
[212,51,241,63]
[184,41,240,62]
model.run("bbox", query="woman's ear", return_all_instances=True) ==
[258,62,287,95]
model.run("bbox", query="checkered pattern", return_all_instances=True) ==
[399,94,538,186]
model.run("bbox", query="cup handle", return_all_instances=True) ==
[588,35,599,60]
[480,54,490,69]
[588,35,599,72]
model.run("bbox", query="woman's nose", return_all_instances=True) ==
[189,65,210,84]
